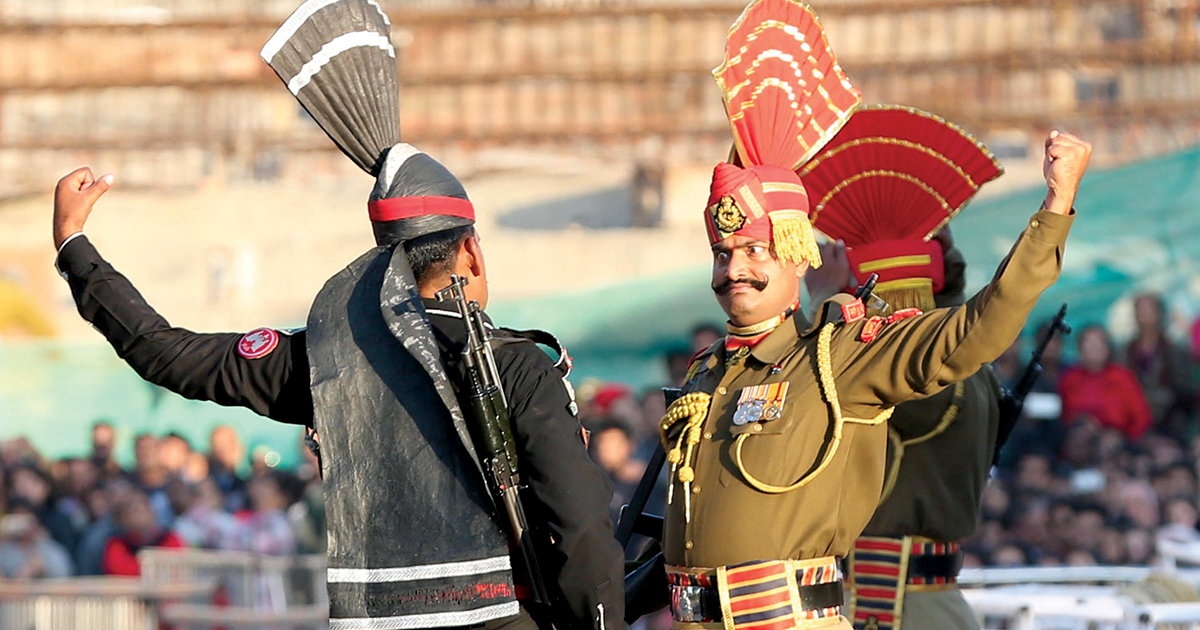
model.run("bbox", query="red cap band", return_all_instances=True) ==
[367,196,476,223]
[704,163,810,245]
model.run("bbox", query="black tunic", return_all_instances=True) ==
[57,234,625,630]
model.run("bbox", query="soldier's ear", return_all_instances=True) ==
[461,230,486,279]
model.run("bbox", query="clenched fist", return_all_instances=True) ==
[53,167,113,250]
[1042,131,1092,216]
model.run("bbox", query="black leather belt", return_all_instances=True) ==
[907,550,962,582]
[670,576,844,623]
[847,537,963,586]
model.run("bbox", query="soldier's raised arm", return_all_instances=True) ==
[52,168,312,425]
[835,132,1090,410]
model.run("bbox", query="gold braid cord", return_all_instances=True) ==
[878,381,966,502]
[660,392,713,522]
[736,322,893,494]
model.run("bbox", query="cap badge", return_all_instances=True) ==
[714,196,747,234]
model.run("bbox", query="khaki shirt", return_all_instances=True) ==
[860,368,1002,542]
[664,209,1072,568]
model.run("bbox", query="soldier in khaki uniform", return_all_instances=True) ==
[657,2,1092,629]
[800,106,1007,630]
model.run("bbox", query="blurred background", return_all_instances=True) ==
[7,0,1200,628]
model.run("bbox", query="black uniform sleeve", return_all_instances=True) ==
[500,345,627,630]
[56,235,312,426]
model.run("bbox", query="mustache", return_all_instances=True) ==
[713,277,769,295]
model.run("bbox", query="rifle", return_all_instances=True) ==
[854,273,888,312]
[436,275,550,605]
[615,386,682,548]
[994,303,1071,464]
[620,387,681,623]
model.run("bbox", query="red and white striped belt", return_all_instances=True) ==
[846,536,963,630]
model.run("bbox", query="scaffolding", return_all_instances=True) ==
[2,0,1199,198]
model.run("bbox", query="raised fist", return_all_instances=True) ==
[53,167,113,250]
[1042,131,1092,216]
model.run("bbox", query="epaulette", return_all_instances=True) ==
[496,327,579,417]
[495,328,573,378]
[684,340,721,383]
[802,293,860,337]
[859,308,924,344]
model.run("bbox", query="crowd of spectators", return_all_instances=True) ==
[971,293,1200,568]
[6,291,1200,583]
[0,424,324,579]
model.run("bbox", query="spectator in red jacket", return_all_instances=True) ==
[1060,325,1153,441]
[101,489,184,576]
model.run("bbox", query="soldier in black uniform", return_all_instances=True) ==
[50,2,625,629]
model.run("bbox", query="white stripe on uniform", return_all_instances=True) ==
[327,555,511,584]
[330,601,520,630]
[424,309,495,330]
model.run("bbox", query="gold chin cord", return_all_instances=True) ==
[660,392,713,522]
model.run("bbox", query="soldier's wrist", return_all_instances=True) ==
[54,224,84,251]
[1041,193,1074,216]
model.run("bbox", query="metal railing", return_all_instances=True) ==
[140,548,327,607]
[960,565,1200,629]
[0,550,328,630]
[0,576,215,630]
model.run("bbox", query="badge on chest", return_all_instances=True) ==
[732,382,789,425]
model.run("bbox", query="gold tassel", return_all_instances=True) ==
[769,210,822,269]
[659,392,712,521]
[873,286,936,316]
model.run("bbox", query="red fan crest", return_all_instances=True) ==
[714,0,862,171]
[799,105,1004,245]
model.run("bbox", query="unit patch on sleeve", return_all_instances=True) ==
[886,308,923,324]
[237,328,280,359]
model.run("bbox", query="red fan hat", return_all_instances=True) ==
[800,105,1004,310]
[706,0,862,268]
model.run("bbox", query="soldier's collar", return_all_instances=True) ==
[421,297,496,330]
[744,294,858,364]
[747,311,804,365]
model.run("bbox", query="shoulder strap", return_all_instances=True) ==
[497,328,573,378]
[496,327,580,417]
[684,340,721,386]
